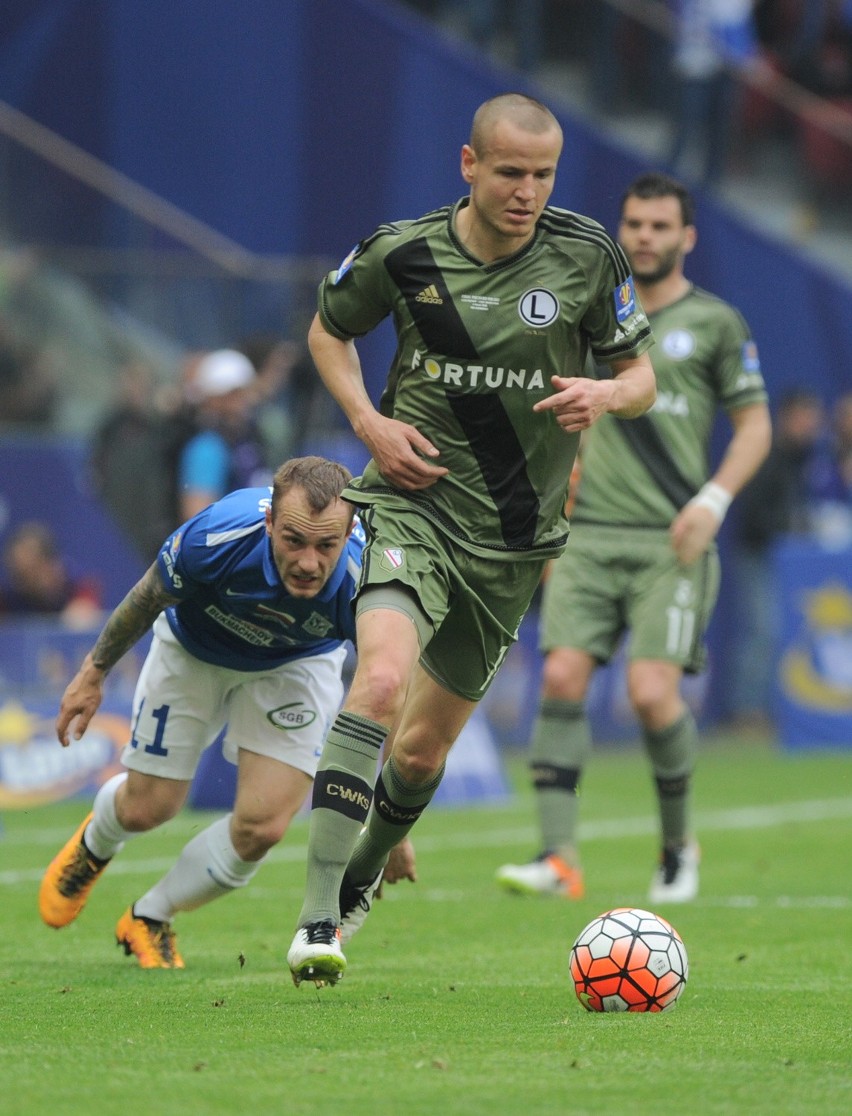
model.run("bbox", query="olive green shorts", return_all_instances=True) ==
[540,523,720,673]
[355,503,548,701]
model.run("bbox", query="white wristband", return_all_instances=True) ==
[690,481,732,522]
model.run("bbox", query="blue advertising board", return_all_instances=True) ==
[0,619,146,809]
[0,617,509,812]
[773,538,852,749]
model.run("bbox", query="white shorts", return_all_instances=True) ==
[121,614,346,781]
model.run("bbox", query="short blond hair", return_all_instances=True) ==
[470,93,562,156]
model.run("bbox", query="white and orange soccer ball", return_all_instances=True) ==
[569,907,688,1013]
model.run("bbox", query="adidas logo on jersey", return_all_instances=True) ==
[415,284,443,305]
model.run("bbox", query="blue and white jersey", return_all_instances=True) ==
[156,487,364,671]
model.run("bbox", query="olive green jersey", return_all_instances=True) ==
[318,197,653,560]
[572,284,768,529]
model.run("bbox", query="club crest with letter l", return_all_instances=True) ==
[518,288,559,328]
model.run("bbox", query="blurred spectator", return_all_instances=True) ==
[431,1,545,71]
[810,389,852,547]
[754,1,824,60]
[0,241,169,437]
[780,2,852,206]
[774,0,852,96]
[239,330,346,463]
[725,390,835,729]
[586,0,628,112]
[90,358,173,563]
[830,390,852,485]
[586,1,670,116]
[0,521,102,628]
[0,244,56,427]
[0,329,58,427]
[172,348,271,523]
[667,0,761,185]
[239,332,300,465]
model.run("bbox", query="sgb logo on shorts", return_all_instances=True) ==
[267,702,317,730]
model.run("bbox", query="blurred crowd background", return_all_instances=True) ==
[1,0,851,742]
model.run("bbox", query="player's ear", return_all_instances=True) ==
[264,504,273,536]
[683,225,697,256]
[460,144,476,183]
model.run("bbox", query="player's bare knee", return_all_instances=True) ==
[350,661,407,725]
[630,684,678,728]
[392,747,444,785]
[541,648,593,701]
[541,656,586,701]
[116,775,186,831]
[115,796,179,832]
[230,814,284,860]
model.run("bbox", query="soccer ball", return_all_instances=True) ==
[569,907,688,1013]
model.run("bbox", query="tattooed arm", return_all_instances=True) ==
[56,564,181,747]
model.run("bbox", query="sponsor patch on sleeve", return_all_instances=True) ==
[333,244,359,285]
[741,339,761,373]
[613,276,636,322]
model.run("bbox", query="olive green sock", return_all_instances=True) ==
[296,711,386,927]
[642,710,698,849]
[346,755,445,884]
[529,699,591,861]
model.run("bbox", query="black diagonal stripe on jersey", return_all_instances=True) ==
[383,237,479,357]
[383,237,540,546]
[446,392,540,547]
[614,417,698,511]
[595,365,697,510]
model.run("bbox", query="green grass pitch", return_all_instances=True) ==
[2,733,850,1115]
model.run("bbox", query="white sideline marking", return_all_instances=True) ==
[3,796,851,888]
[413,890,852,910]
[706,895,852,909]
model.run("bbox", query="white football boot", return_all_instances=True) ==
[495,852,585,899]
[287,920,346,987]
[648,840,700,904]
[339,869,383,945]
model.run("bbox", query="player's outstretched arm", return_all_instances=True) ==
[671,401,772,565]
[604,353,657,417]
[308,314,448,490]
[533,352,656,432]
[55,563,180,747]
